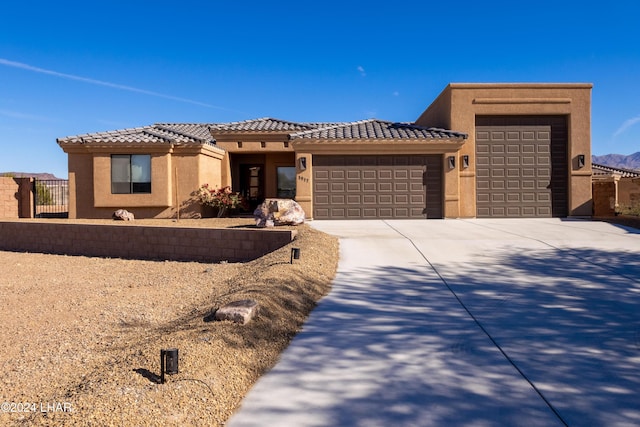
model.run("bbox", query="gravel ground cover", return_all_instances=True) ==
[0,219,339,426]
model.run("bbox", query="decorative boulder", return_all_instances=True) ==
[215,299,259,325]
[112,209,135,221]
[253,199,305,228]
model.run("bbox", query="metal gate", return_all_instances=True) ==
[34,179,69,218]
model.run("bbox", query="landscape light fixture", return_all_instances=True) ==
[462,155,470,169]
[448,156,456,169]
[290,247,301,264]
[578,154,585,168]
[160,348,179,384]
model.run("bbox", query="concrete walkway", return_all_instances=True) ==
[227,219,640,427]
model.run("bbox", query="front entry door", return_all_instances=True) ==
[240,164,264,209]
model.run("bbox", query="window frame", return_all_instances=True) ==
[276,166,296,199]
[111,154,152,194]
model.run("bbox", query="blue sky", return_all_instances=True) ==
[1,1,639,178]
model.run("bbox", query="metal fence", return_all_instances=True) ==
[34,179,69,218]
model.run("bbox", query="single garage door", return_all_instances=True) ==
[476,116,568,218]
[313,155,442,219]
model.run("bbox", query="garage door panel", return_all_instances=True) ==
[362,208,376,217]
[394,208,410,217]
[362,171,376,179]
[363,195,377,204]
[315,182,329,192]
[378,170,393,180]
[313,155,442,219]
[521,131,535,140]
[378,183,393,192]
[394,170,409,179]
[315,195,329,204]
[395,182,409,192]
[476,116,567,218]
[395,194,409,204]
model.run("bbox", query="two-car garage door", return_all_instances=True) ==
[313,155,442,219]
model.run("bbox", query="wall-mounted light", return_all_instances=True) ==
[298,157,307,171]
[290,247,301,264]
[160,348,179,384]
[462,155,470,169]
[448,156,456,169]
[578,154,585,168]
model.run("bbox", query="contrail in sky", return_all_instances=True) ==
[613,115,640,138]
[0,58,227,110]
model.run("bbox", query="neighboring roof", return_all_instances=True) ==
[593,163,640,178]
[57,123,217,146]
[289,119,468,140]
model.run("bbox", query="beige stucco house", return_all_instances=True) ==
[57,83,593,220]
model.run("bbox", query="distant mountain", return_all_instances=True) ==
[1,172,62,180]
[592,152,640,171]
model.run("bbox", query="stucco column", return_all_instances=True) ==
[443,152,460,218]
[294,152,313,218]
[613,174,621,210]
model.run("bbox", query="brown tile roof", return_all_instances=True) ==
[57,118,467,149]
[57,124,217,146]
[289,119,468,140]
[593,163,640,178]
[210,117,320,133]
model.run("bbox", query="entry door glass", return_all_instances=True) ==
[277,167,296,198]
[240,164,264,206]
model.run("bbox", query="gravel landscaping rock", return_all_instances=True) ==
[0,219,338,426]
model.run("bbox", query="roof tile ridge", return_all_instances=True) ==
[212,117,270,130]
[153,124,207,142]
[262,117,317,129]
[290,119,377,138]
[57,125,154,143]
[394,122,468,139]
[142,128,177,143]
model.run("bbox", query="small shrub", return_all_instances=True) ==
[616,202,640,217]
[195,184,248,217]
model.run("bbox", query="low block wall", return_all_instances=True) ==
[0,221,296,263]
[0,177,19,219]
[592,181,615,216]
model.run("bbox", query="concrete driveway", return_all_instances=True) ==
[228,219,640,427]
